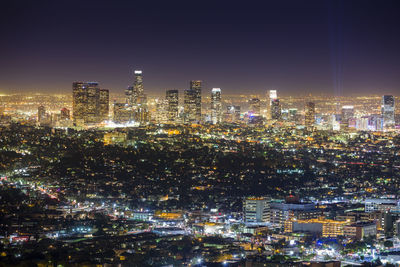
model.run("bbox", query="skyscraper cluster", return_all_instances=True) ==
[113,70,149,124]
[70,71,396,131]
[161,81,225,125]
[72,82,109,126]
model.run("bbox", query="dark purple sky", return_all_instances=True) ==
[1,0,399,95]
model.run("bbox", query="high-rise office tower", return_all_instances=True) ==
[271,99,282,120]
[267,90,278,119]
[73,82,97,125]
[184,89,196,123]
[249,98,261,116]
[382,95,395,127]
[166,89,179,122]
[341,106,354,121]
[73,82,108,125]
[305,102,316,127]
[155,99,169,123]
[125,70,145,106]
[341,105,354,128]
[125,86,133,105]
[190,80,202,122]
[37,105,46,122]
[85,83,101,124]
[211,88,222,124]
[133,70,144,104]
[73,82,88,124]
[269,90,277,101]
[99,89,109,121]
[118,70,148,124]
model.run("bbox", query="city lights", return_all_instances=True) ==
[1,0,400,266]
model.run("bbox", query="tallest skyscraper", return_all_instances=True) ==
[126,70,145,105]
[133,70,144,104]
[122,70,149,123]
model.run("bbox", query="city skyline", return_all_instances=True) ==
[1,0,400,95]
[1,1,400,265]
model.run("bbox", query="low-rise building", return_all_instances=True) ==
[365,198,400,213]
[270,201,321,226]
[285,217,350,238]
[343,221,377,240]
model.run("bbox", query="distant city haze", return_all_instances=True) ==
[0,0,399,95]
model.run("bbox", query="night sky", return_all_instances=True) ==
[1,0,399,95]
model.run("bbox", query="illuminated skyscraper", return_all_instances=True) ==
[341,105,354,128]
[211,88,222,124]
[305,102,316,127]
[190,80,202,122]
[166,89,179,122]
[99,89,109,121]
[341,106,354,121]
[72,82,109,125]
[85,83,101,124]
[268,90,277,102]
[267,90,278,119]
[37,105,46,123]
[73,82,98,125]
[249,98,261,116]
[155,99,168,123]
[184,89,196,123]
[382,95,395,127]
[132,70,149,123]
[73,82,88,124]
[119,70,148,124]
[132,70,144,104]
[125,70,145,105]
[125,86,133,105]
[271,99,281,120]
